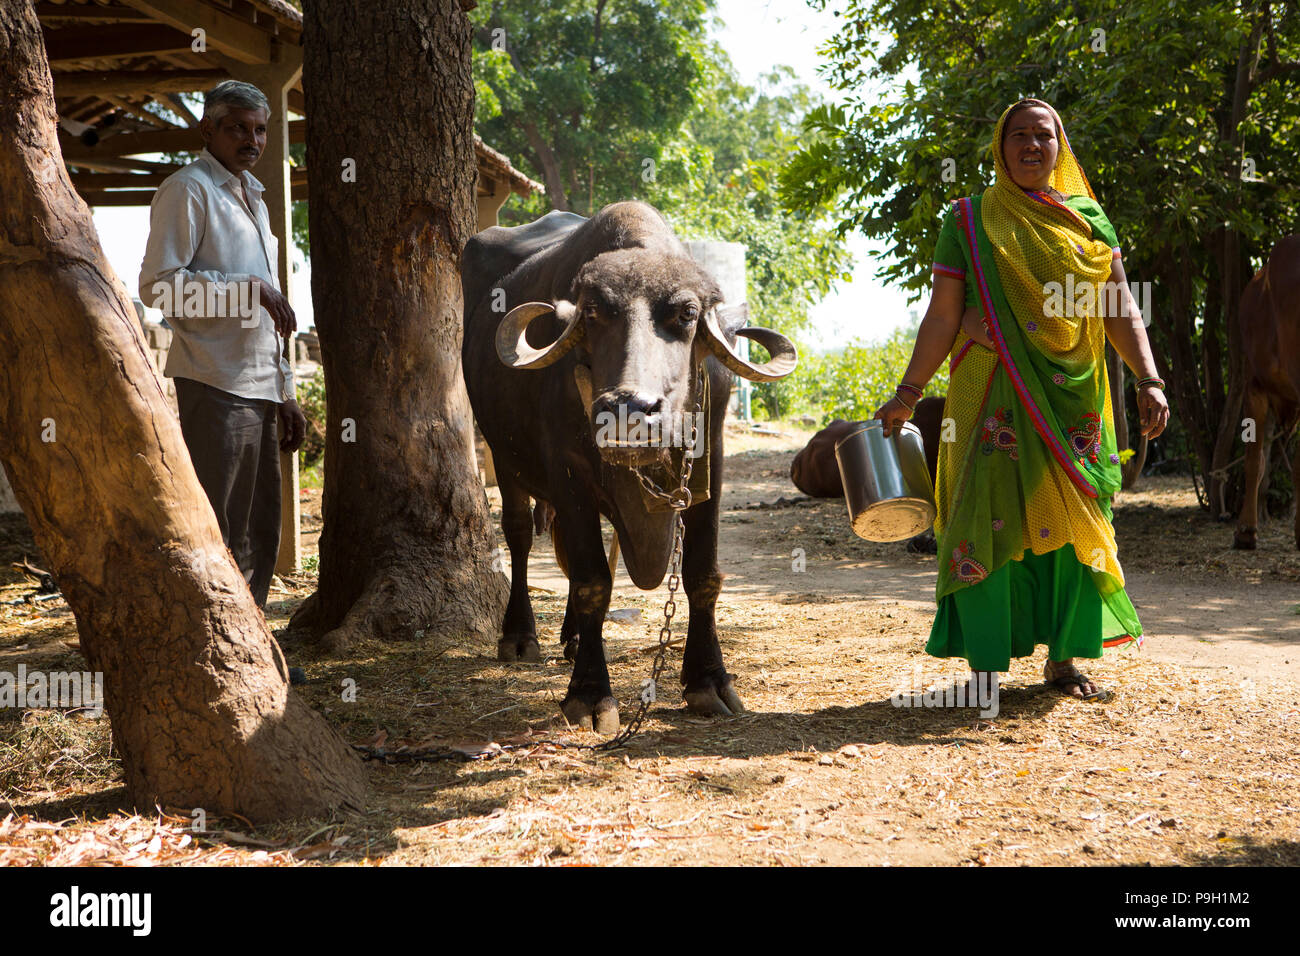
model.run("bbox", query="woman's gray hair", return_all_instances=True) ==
[203,80,271,123]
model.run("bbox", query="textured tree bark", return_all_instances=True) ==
[1208,243,1255,519]
[292,0,508,650]
[0,1,365,821]
[1153,250,1215,502]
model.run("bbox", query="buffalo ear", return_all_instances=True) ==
[714,302,749,336]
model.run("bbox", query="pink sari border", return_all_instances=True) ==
[1025,188,1090,232]
[949,338,975,374]
[955,197,1098,499]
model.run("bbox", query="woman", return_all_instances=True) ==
[875,98,1169,699]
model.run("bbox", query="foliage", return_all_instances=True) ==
[469,0,715,216]
[784,324,949,425]
[296,366,326,468]
[782,0,1300,508]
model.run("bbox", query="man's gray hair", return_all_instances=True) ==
[203,80,271,123]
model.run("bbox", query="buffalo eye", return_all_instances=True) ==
[680,303,700,323]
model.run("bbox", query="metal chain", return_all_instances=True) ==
[596,362,705,750]
[594,508,685,749]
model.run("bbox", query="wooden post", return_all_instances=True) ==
[224,52,303,575]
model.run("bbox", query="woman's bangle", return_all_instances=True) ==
[1135,377,1165,391]
[897,382,923,398]
[894,390,917,413]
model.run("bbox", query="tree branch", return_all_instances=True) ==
[522,119,569,210]
[1250,0,1300,87]
[1255,59,1300,83]
[592,0,608,70]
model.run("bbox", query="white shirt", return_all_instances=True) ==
[138,149,295,403]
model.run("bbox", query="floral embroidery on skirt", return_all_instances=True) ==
[950,540,988,583]
[980,407,1018,460]
[1067,410,1102,464]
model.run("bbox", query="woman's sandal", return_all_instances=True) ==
[1043,661,1110,702]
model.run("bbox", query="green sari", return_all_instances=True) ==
[925,192,1143,672]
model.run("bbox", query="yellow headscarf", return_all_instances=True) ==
[981,99,1113,363]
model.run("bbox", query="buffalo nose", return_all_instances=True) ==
[592,391,663,421]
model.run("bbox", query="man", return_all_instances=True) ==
[139,80,306,608]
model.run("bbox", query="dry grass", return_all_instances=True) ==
[2,427,1299,866]
[0,711,115,797]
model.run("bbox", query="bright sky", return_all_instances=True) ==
[91,0,916,346]
[712,0,917,347]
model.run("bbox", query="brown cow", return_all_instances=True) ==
[1233,235,1300,551]
[790,418,859,498]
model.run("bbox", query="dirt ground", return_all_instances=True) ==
[2,422,1298,866]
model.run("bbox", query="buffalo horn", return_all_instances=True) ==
[495,300,584,369]
[701,307,798,382]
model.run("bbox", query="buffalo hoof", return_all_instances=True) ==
[562,638,579,661]
[1232,527,1257,550]
[684,677,746,717]
[561,694,620,735]
[497,635,541,663]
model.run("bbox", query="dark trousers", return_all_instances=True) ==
[175,377,281,607]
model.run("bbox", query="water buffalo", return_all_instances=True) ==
[1234,234,1300,550]
[462,201,796,733]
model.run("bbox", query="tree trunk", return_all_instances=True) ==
[523,119,570,211]
[292,0,508,650]
[1155,251,1214,500]
[1209,273,1248,518]
[1207,28,1261,520]
[0,0,364,822]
